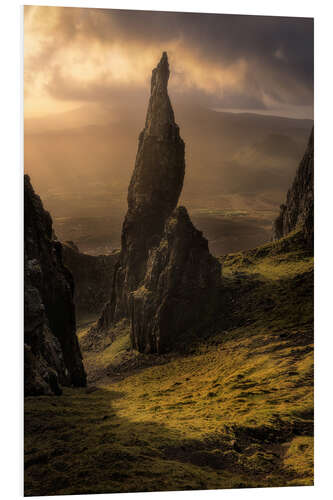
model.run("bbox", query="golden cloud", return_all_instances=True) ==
[24,6,250,118]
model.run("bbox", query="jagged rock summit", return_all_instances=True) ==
[131,206,221,353]
[24,175,86,395]
[273,127,314,247]
[94,52,221,353]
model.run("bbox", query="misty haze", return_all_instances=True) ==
[25,104,312,255]
[24,7,313,256]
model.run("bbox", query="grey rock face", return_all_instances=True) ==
[94,53,221,354]
[273,127,314,247]
[130,207,221,353]
[24,175,86,395]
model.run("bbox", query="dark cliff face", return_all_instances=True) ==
[273,127,314,247]
[93,53,221,353]
[24,175,86,395]
[130,207,221,353]
[61,242,119,318]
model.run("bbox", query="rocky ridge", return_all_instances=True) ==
[273,127,314,247]
[93,53,221,353]
[61,241,119,318]
[24,175,86,395]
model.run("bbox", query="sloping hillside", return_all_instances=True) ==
[25,230,313,495]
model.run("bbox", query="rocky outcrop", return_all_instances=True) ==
[61,242,119,318]
[93,52,221,354]
[24,272,66,396]
[130,207,221,353]
[24,175,86,395]
[273,127,314,247]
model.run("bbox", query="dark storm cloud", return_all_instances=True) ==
[80,8,313,80]
[24,6,313,116]
[73,8,314,105]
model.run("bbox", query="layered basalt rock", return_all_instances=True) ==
[96,52,185,331]
[130,207,221,353]
[94,52,221,354]
[273,127,314,247]
[24,175,86,395]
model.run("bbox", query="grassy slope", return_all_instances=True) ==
[24,231,313,496]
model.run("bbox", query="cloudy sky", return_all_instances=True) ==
[24,6,313,119]
[24,6,314,255]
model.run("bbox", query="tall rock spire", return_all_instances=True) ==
[95,52,185,331]
[127,51,184,219]
[91,52,221,354]
[144,51,175,138]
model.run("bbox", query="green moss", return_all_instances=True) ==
[25,230,313,495]
[283,436,314,485]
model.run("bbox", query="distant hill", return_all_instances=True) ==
[25,103,312,255]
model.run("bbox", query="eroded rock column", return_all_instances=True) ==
[94,52,221,354]
[97,52,185,330]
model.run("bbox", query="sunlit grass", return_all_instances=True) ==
[25,230,313,496]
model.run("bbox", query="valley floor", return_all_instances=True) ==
[24,231,313,496]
